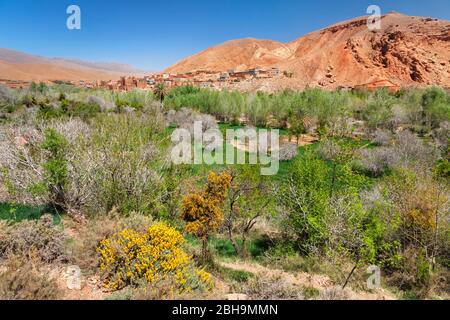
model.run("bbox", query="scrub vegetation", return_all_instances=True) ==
[0,83,448,300]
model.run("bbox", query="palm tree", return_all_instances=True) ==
[153,83,167,103]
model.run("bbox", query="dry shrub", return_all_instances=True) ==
[316,139,343,161]
[358,147,397,176]
[385,247,432,297]
[432,121,449,150]
[167,107,218,133]
[67,113,166,216]
[357,130,439,176]
[0,121,89,208]
[242,273,303,300]
[0,124,45,204]
[278,143,299,161]
[389,104,410,129]
[394,130,439,167]
[0,255,61,300]
[367,170,449,298]
[0,214,67,263]
[110,277,205,300]
[384,246,449,298]
[0,85,16,109]
[372,129,393,146]
[50,118,91,144]
[69,216,123,274]
[316,286,350,300]
[1,113,167,216]
[69,210,154,274]
[428,268,450,298]
[87,96,117,112]
[167,108,194,127]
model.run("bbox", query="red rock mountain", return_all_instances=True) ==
[165,12,450,89]
[165,38,293,73]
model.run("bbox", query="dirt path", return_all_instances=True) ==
[230,134,318,153]
[281,134,319,146]
[50,266,109,300]
[220,260,396,300]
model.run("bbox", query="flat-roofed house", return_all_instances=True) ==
[257,70,271,79]
[219,72,230,81]
[248,68,260,76]
[137,79,147,89]
[230,71,252,82]
[268,67,280,77]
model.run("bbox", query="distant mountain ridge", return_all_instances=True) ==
[0,48,149,82]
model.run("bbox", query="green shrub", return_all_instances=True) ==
[37,101,64,119]
[278,152,331,252]
[303,286,320,299]
[114,90,154,110]
[422,87,450,128]
[219,267,253,283]
[0,203,49,222]
[279,148,377,265]
[434,159,450,179]
[40,128,69,211]
[66,101,101,119]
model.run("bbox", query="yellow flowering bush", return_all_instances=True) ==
[181,171,232,257]
[97,223,212,291]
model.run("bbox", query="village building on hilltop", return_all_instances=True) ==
[63,66,284,92]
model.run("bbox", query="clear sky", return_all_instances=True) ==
[0,0,449,71]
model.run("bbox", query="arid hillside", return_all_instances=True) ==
[165,38,292,73]
[165,12,450,89]
[0,48,147,82]
[0,60,120,82]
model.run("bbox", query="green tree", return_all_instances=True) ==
[224,165,273,258]
[279,151,330,253]
[421,86,450,129]
[279,148,370,258]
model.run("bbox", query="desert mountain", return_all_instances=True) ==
[165,38,292,73]
[165,12,450,89]
[0,48,148,82]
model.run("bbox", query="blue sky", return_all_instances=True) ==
[0,0,449,71]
